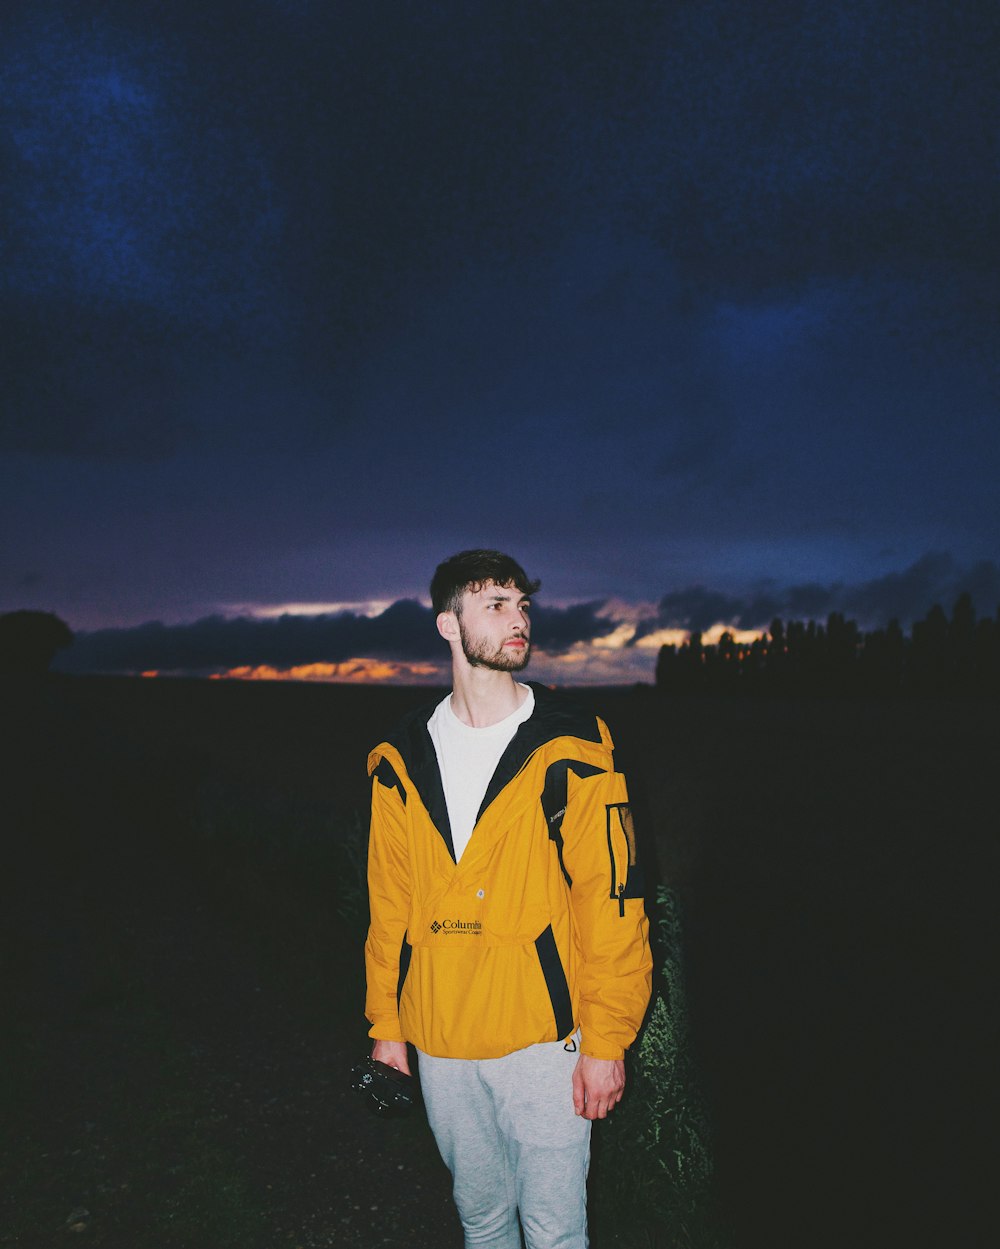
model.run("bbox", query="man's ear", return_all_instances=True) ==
[437,611,459,643]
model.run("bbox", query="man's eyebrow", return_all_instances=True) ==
[485,590,530,602]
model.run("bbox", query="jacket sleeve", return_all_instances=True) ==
[363,762,411,1042]
[559,759,653,1060]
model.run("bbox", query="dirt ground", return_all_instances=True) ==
[2,678,467,1248]
[3,676,998,1249]
[3,821,465,1249]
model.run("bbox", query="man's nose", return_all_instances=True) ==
[511,610,528,632]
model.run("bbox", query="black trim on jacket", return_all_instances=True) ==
[396,935,412,1005]
[534,923,575,1040]
[540,758,606,887]
[384,697,456,859]
[374,758,406,805]
[382,683,606,864]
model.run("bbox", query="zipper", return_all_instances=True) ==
[607,802,633,917]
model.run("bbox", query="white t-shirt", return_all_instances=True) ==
[427,684,535,861]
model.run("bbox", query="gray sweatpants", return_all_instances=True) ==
[417,1038,591,1249]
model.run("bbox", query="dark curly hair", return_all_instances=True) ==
[430,550,541,616]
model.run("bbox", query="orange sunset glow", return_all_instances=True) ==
[209,658,444,684]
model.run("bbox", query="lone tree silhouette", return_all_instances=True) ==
[0,610,73,676]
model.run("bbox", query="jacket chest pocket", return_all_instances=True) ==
[606,801,639,917]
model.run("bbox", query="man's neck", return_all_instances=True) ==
[449,666,528,728]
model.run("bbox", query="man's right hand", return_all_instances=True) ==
[371,1039,411,1076]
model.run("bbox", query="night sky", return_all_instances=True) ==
[3,0,998,683]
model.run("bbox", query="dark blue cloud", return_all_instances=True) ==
[840,554,1000,628]
[633,588,747,638]
[54,598,620,674]
[530,602,613,650]
[55,601,436,674]
[634,554,1000,640]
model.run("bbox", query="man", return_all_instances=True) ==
[364,549,652,1248]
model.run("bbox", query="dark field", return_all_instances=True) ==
[2,676,997,1248]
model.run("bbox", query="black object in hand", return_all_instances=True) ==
[350,1057,417,1116]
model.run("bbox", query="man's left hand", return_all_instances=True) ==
[572,1054,625,1120]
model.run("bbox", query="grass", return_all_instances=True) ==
[589,886,731,1249]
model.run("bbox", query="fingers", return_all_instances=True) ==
[371,1039,411,1075]
[572,1066,586,1116]
[576,1083,623,1119]
[581,1090,622,1120]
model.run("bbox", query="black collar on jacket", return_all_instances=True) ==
[382,681,603,862]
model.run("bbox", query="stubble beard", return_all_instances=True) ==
[458,620,531,672]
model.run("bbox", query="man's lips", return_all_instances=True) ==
[503,638,527,647]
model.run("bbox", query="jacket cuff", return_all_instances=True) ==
[579,1037,626,1061]
[368,1019,406,1043]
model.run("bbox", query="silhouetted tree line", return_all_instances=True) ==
[655,593,1000,697]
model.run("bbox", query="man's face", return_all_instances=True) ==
[456,582,531,672]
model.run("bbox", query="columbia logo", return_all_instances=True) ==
[430,918,483,933]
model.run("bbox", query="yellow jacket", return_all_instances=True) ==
[364,684,652,1060]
